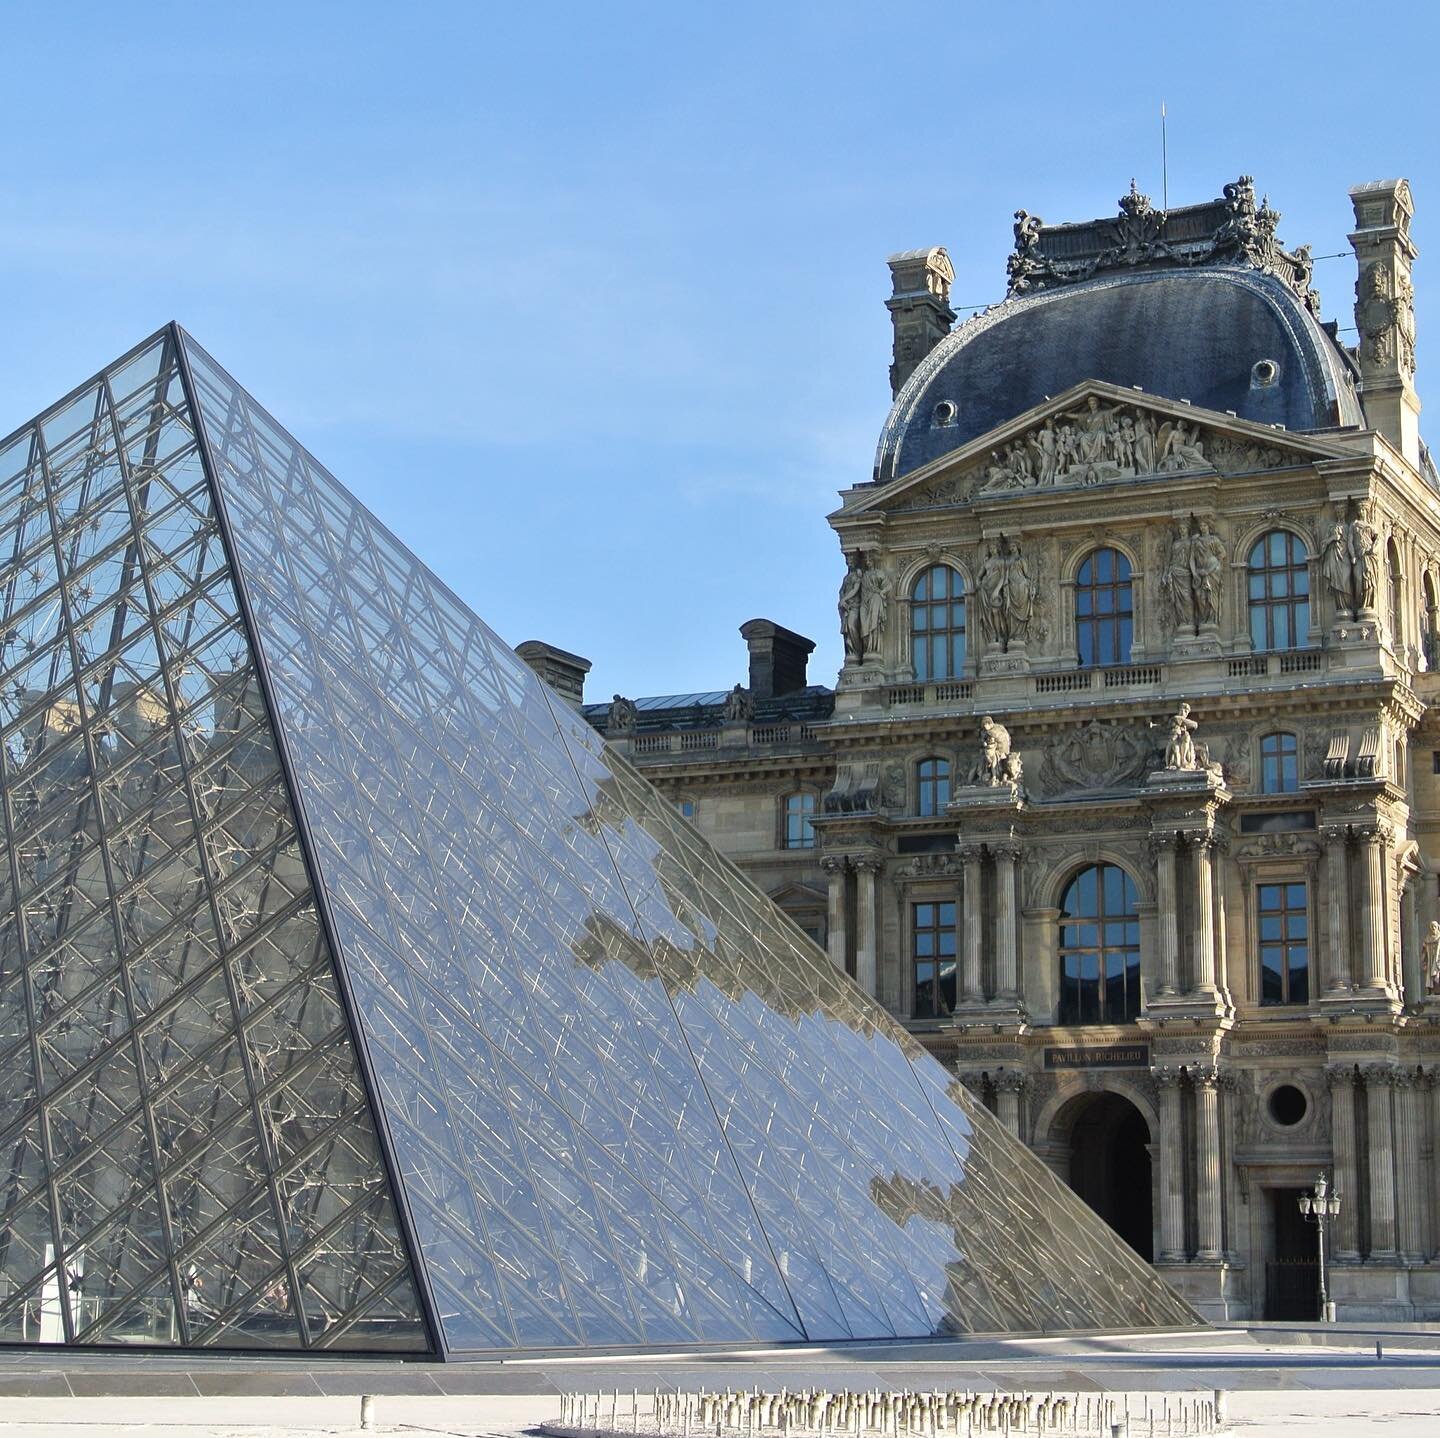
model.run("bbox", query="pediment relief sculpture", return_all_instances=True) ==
[887,395,1302,515]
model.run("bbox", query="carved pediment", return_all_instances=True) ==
[862,383,1355,516]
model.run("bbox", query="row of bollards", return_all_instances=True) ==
[551,1387,1230,1438]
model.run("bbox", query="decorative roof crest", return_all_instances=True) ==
[1005,176,1321,314]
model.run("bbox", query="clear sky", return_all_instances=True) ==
[2,2,1436,702]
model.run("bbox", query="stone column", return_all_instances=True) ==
[854,856,882,999]
[1151,832,1180,998]
[960,846,983,1003]
[994,1071,1026,1138]
[1326,1064,1361,1261]
[993,844,1020,1001]
[1356,825,1392,994]
[1193,1066,1224,1261]
[1321,825,1351,992]
[1363,1064,1398,1261]
[1394,1070,1425,1262]
[1153,1066,1186,1262]
[1430,1070,1440,1260]
[1192,836,1219,996]
[821,856,849,974]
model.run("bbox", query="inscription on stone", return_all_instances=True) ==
[1044,1044,1151,1071]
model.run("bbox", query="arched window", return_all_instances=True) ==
[910,565,966,681]
[1387,539,1404,649]
[1058,863,1140,1025]
[1075,548,1133,667]
[1259,732,1299,794]
[916,757,951,817]
[1247,530,1310,651]
[782,791,816,849]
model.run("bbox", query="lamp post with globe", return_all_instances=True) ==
[1298,1172,1341,1322]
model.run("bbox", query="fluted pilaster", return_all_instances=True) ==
[1153,1065,1186,1262]
[1326,1064,1361,1261]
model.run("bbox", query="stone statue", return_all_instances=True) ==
[1161,525,1196,632]
[1425,920,1440,994]
[858,558,891,660]
[1132,410,1156,472]
[721,684,751,722]
[1157,420,1207,472]
[607,694,637,734]
[975,535,1033,651]
[1155,702,1200,772]
[1063,396,1119,472]
[1032,419,1059,484]
[1351,505,1382,614]
[1191,519,1227,627]
[1322,519,1354,617]
[838,554,865,662]
[969,715,1013,786]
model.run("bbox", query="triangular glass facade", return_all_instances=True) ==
[0,325,1197,1356]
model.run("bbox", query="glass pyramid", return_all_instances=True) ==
[0,325,1197,1356]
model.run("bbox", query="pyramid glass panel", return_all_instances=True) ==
[173,326,1194,1354]
[0,326,1197,1355]
[0,333,428,1351]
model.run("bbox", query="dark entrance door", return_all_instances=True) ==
[1265,1187,1319,1319]
[1068,1093,1153,1261]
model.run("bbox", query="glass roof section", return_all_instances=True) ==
[0,324,1198,1357]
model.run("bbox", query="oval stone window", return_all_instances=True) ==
[1267,1083,1307,1126]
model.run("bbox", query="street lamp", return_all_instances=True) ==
[1298,1172,1342,1323]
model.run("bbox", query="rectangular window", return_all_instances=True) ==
[783,792,816,849]
[912,900,957,1019]
[675,798,696,821]
[1258,881,1309,1006]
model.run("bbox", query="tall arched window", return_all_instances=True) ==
[1058,863,1141,1025]
[1422,572,1438,671]
[1260,732,1299,794]
[910,565,966,681]
[1075,548,1133,667]
[782,791,816,849]
[1247,530,1310,651]
[916,757,951,817]
[1387,539,1404,650]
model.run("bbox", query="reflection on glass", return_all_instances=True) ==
[0,333,425,1351]
[181,329,1196,1352]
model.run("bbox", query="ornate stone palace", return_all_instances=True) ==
[522,177,1440,1321]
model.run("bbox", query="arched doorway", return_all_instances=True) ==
[1062,1092,1153,1261]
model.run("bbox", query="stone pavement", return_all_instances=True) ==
[0,1330,1437,1437]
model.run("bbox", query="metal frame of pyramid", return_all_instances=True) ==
[0,325,1199,1357]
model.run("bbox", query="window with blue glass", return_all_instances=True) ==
[911,565,966,681]
[916,757,951,817]
[1260,732,1299,794]
[912,900,957,1018]
[676,797,697,821]
[1058,863,1140,1025]
[783,790,816,849]
[1075,548,1133,667]
[1248,530,1310,651]
[1258,881,1309,1005]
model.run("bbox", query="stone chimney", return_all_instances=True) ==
[1347,179,1420,467]
[739,620,814,701]
[886,247,956,398]
[514,640,591,707]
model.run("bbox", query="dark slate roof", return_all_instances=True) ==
[582,685,834,735]
[874,266,1363,483]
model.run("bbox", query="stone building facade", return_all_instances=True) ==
[531,177,1440,1322]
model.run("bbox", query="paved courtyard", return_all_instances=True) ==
[0,1328,1437,1437]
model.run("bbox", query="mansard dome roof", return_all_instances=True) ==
[875,259,1364,485]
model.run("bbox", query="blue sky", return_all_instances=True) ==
[2,2,1436,701]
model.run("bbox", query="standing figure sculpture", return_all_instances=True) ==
[1162,526,1196,632]
[1350,504,1382,614]
[975,535,1033,651]
[722,684,752,722]
[1424,920,1440,994]
[607,694,638,735]
[1191,519,1227,627]
[858,558,891,661]
[1322,518,1355,617]
[838,554,866,663]
[1133,411,1157,473]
